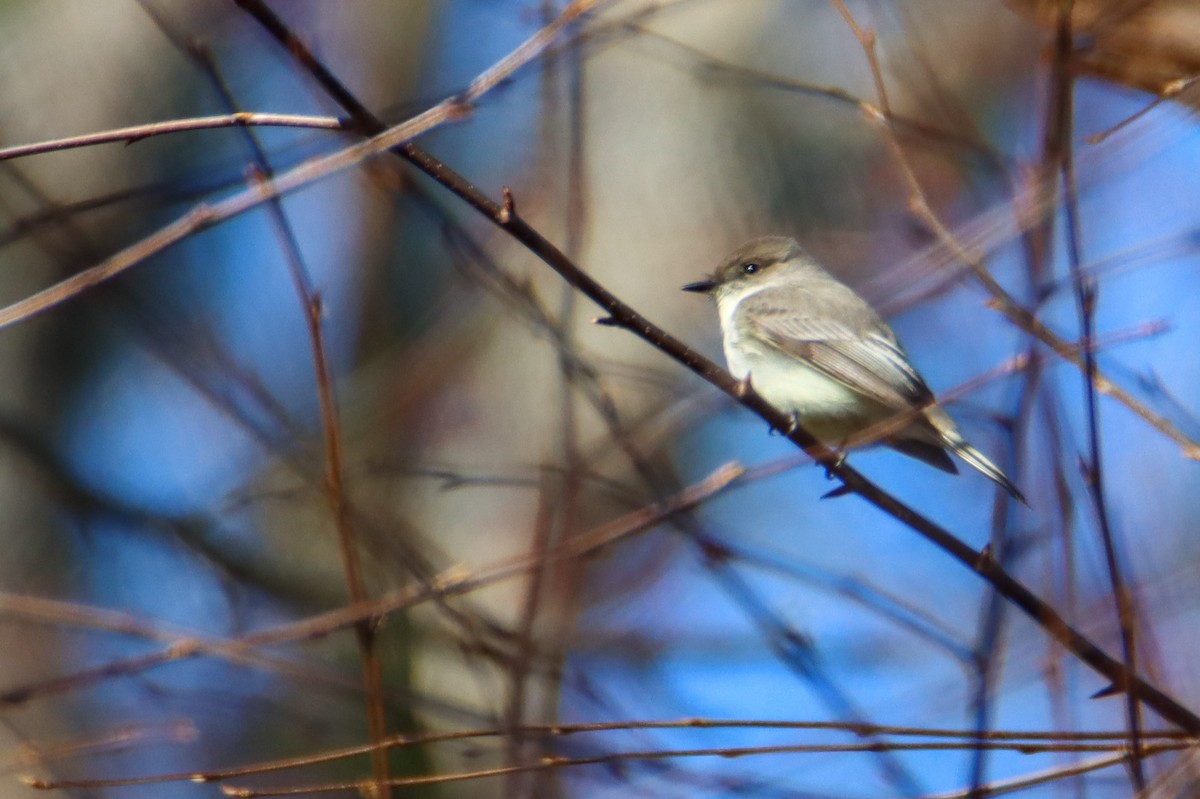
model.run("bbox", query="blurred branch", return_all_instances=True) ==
[1010,0,1200,104]
[0,721,196,775]
[0,462,745,707]
[1086,75,1200,144]
[927,750,1153,799]
[832,4,1161,786]
[1047,0,1147,787]
[217,740,1188,796]
[228,0,1200,736]
[626,22,1010,170]
[0,100,467,330]
[27,720,1193,793]
[167,33,391,791]
[830,0,1200,462]
[0,0,604,330]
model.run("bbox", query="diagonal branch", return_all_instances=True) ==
[231,0,1200,736]
[828,0,1200,462]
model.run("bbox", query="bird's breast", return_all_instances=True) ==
[717,315,875,441]
[724,335,862,413]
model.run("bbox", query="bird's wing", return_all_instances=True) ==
[742,296,935,410]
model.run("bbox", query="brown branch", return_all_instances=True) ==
[0,462,745,707]
[1085,74,1200,145]
[213,741,1187,797]
[0,0,602,331]
[153,27,394,787]
[623,23,1009,169]
[925,750,1150,799]
[229,0,1200,736]
[1048,2,1146,787]
[828,0,1200,461]
[505,23,592,793]
[1,721,195,775]
[831,3,1151,784]
[28,732,1190,794]
[307,295,392,795]
[460,202,1200,738]
[0,100,468,331]
[21,714,1197,789]
[481,194,1200,732]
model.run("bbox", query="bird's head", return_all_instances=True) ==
[682,236,808,299]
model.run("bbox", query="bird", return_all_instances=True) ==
[683,235,1025,503]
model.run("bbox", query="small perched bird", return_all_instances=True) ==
[683,236,1025,503]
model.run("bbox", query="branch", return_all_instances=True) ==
[232,0,1200,735]
[827,0,1200,461]
[0,113,346,162]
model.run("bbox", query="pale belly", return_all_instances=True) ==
[723,336,881,443]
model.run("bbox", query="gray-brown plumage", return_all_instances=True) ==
[684,236,1025,503]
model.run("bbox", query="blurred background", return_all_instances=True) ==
[1,0,1199,796]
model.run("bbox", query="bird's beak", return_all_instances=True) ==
[681,279,716,294]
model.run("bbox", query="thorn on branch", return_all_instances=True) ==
[975,543,994,571]
[185,203,217,231]
[592,315,619,326]
[499,186,517,223]
[821,484,852,500]
[822,449,847,477]
[445,95,475,123]
[1081,277,1098,313]
[860,102,886,124]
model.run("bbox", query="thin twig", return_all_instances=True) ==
[830,4,1153,785]
[159,31,394,790]
[230,0,1200,735]
[0,113,346,162]
[28,734,1189,794]
[0,100,467,330]
[1050,2,1146,786]
[1085,75,1200,145]
[924,750,1149,799]
[0,721,196,775]
[23,717,1197,789]
[0,462,746,709]
[211,741,1187,797]
[0,0,603,331]
[827,0,1200,461]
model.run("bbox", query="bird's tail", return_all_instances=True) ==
[946,435,1027,505]
[918,406,1026,504]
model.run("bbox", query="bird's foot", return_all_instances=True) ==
[821,448,847,479]
[819,448,850,499]
[770,411,802,438]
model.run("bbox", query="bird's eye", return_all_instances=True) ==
[741,262,760,275]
